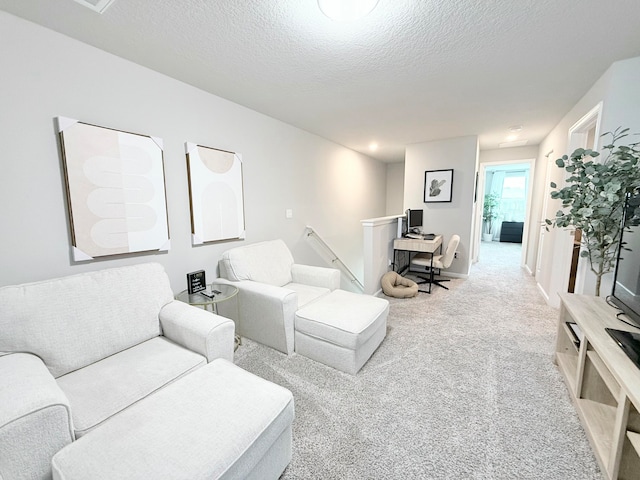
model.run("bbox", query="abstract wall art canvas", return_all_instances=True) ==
[185,143,245,245]
[57,117,170,261]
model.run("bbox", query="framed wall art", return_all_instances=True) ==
[57,117,170,261]
[424,169,454,203]
[185,143,245,245]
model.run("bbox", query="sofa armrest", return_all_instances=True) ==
[159,300,235,363]
[291,264,340,290]
[214,279,297,355]
[0,353,74,480]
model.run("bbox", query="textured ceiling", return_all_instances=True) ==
[2,0,640,162]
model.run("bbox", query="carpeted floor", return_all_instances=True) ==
[233,241,602,479]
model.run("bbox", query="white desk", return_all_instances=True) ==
[393,235,443,293]
[393,235,442,254]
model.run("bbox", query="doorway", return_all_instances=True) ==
[474,158,535,267]
[567,105,600,294]
[535,102,602,307]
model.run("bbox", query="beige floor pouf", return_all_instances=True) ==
[294,289,388,375]
[381,271,419,298]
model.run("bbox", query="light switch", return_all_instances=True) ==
[285,209,293,219]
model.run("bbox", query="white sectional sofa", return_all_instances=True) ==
[0,263,294,480]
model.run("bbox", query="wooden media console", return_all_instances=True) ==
[555,293,640,480]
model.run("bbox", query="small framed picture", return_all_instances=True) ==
[424,169,454,203]
[187,270,206,294]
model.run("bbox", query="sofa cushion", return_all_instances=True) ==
[51,359,294,480]
[0,263,174,378]
[219,239,294,287]
[56,337,205,438]
[285,282,330,308]
[295,290,389,350]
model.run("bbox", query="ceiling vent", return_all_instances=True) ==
[72,0,116,14]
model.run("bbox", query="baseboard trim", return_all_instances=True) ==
[440,272,469,280]
[407,271,469,281]
[537,282,550,303]
[523,264,533,276]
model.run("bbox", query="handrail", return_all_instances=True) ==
[305,225,364,292]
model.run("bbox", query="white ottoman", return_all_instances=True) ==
[51,359,294,480]
[294,290,389,375]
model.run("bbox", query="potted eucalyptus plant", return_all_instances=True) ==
[546,128,640,296]
[483,193,500,242]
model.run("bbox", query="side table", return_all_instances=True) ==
[175,283,241,350]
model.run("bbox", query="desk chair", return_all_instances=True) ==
[411,234,460,290]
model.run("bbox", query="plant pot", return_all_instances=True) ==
[482,233,493,242]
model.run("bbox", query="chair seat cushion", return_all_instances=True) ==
[410,252,432,267]
[285,282,330,308]
[295,290,388,350]
[381,271,418,298]
[56,337,206,438]
[52,359,294,480]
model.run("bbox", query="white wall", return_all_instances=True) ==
[385,162,405,215]
[479,146,539,165]
[0,12,387,291]
[534,55,640,304]
[404,136,478,275]
[361,215,402,295]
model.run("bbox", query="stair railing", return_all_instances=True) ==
[305,225,364,292]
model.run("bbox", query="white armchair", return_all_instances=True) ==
[218,239,340,354]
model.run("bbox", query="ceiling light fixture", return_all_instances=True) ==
[318,0,380,22]
[369,142,378,151]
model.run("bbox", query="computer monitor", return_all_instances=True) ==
[407,209,423,232]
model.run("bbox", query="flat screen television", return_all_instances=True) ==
[610,193,640,329]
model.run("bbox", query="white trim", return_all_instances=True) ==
[535,151,554,282]
[474,158,535,269]
[568,102,603,151]
[566,101,604,295]
[360,215,403,227]
[439,272,469,280]
[537,282,550,303]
